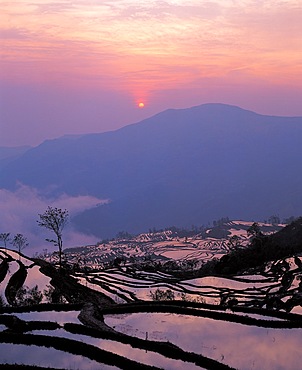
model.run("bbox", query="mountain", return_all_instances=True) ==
[1,103,302,238]
[0,145,31,170]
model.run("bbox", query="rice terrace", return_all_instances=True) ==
[1,218,302,369]
[2,0,302,367]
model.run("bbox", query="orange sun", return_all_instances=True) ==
[138,102,145,108]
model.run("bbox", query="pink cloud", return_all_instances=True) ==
[0,0,301,146]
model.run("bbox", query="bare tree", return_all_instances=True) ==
[0,233,11,249]
[12,233,28,258]
[37,206,69,269]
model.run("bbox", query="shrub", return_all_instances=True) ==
[43,284,66,304]
[150,288,175,301]
[15,285,43,306]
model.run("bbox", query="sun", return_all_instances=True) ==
[138,102,145,108]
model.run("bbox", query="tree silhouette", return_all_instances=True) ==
[0,233,11,249]
[37,206,69,269]
[12,233,28,258]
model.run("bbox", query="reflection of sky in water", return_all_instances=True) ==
[291,306,302,315]
[75,268,280,306]
[183,276,274,290]
[31,328,203,370]
[1,249,34,266]
[0,343,117,370]
[236,274,271,281]
[0,261,20,305]
[105,313,302,370]
[25,265,52,292]
[15,310,81,324]
[98,338,203,370]
[0,259,52,304]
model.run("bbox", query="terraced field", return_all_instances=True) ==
[1,221,302,369]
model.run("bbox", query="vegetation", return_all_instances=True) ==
[199,218,302,276]
[0,233,11,249]
[150,288,175,301]
[15,285,43,307]
[11,234,28,257]
[116,231,133,240]
[37,207,69,269]
[1,217,302,369]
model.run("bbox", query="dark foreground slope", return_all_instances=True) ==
[1,218,302,370]
[1,103,302,238]
[209,218,302,276]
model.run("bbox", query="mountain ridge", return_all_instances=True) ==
[0,145,31,170]
[1,103,302,238]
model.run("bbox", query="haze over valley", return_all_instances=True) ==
[1,103,302,247]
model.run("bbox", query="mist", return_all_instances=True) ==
[0,184,107,256]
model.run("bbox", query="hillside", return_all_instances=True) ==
[1,103,302,238]
[1,220,302,369]
[0,146,31,170]
[207,217,302,276]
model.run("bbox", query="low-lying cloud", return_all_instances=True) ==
[0,184,107,256]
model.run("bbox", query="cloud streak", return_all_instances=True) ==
[0,0,301,146]
[0,184,107,255]
[1,0,301,88]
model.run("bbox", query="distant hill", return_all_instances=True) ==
[1,103,302,238]
[62,220,283,271]
[0,145,31,169]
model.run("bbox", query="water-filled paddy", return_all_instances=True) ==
[0,343,116,370]
[105,312,302,370]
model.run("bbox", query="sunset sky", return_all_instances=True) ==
[1,0,302,146]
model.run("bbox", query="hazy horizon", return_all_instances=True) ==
[2,102,302,148]
[1,0,302,251]
[1,1,302,146]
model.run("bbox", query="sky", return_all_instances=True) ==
[1,0,302,147]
